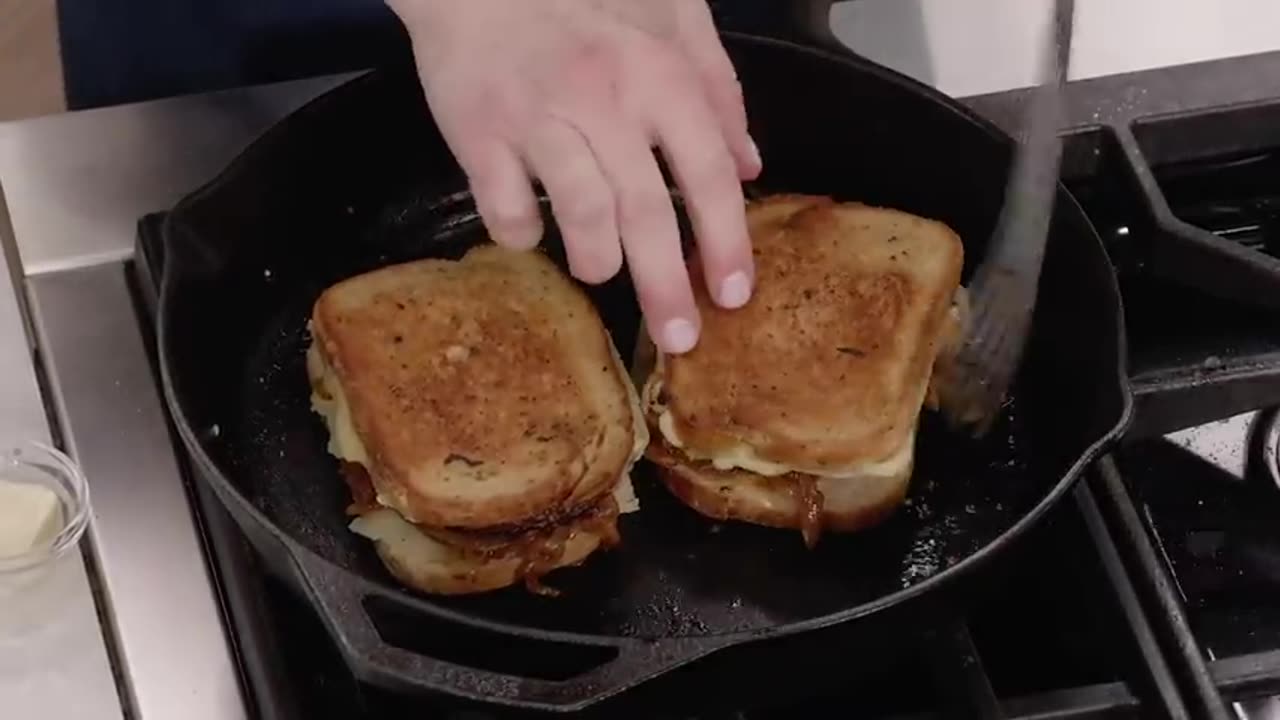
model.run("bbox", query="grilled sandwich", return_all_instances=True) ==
[640,194,967,547]
[307,244,647,595]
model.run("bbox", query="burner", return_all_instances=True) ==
[120,48,1280,719]
[1156,149,1280,260]
[1164,411,1257,480]
[1118,406,1280,667]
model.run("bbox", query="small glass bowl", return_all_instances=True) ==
[0,442,91,645]
[0,441,90,576]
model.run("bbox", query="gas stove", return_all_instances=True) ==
[6,13,1280,720]
[128,233,1170,720]
[119,50,1280,720]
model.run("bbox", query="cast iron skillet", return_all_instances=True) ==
[156,32,1132,711]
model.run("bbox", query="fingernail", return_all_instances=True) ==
[487,213,542,250]
[495,227,540,250]
[718,271,752,309]
[747,137,763,171]
[661,318,699,355]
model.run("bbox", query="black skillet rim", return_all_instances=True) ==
[156,30,1137,648]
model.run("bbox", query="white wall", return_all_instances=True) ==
[831,0,1280,97]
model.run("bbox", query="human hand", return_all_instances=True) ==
[388,0,762,353]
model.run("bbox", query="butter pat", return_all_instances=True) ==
[0,479,65,558]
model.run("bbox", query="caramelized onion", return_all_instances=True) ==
[516,525,573,597]
[338,453,624,595]
[583,496,623,549]
[416,494,623,596]
[340,462,379,516]
[791,476,825,549]
[651,434,830,550]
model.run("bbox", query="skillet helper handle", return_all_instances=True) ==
[712,0,842,49]
[291,550,729,711]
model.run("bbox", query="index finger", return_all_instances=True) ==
[647,71,755,311]
[583,122,702,356]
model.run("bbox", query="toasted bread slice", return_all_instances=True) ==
[349,475,640,595]
[646,194,964,477]
[309,244,647,530]
[354,508,610,595]
[646,439,909,547]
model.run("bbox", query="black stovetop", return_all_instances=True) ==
[130,41,1280,720]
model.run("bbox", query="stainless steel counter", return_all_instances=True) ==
[0,198,120,720]
[2,4,1280,717]
[0,75,346,720]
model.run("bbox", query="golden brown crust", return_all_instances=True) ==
[367,499,619,596]
[343,453,632,595]
[658,194,964,470]
[645,437,909,544]
[375,529,604,596]
[310,244,640,529]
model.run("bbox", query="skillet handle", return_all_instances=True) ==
[290,549,732,711]
[713,0,844,50]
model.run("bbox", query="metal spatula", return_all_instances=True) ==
[937,0,1075,436]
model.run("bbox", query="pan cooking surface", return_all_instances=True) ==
[163,39,1126,649]
[216,191,1048,640]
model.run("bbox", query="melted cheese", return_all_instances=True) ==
[608,331,650,489]
[349,507,453,560]
[307,343,369,466]
[634,287,970,483]
[350,473,640,556]
[644,344,916,480]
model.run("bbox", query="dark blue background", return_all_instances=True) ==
[57,0,810,109]
[57,0,401,108]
